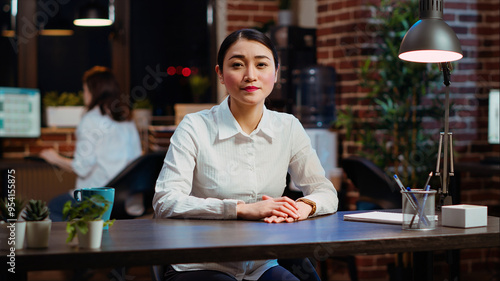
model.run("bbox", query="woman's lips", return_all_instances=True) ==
[244,86,259,92]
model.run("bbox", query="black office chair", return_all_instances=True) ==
[342,155,401,210]
[107,151,166,220]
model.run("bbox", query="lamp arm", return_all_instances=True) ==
[439,62,452,87]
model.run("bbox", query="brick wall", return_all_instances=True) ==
[317,0,499,205]
[226,0,278,33]
[2,128,76,159]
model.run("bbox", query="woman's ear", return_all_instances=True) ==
[215,65,224,84]
[274,64,280,83]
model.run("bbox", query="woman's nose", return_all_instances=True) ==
[244,66,257,82]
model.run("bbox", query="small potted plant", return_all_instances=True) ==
[0,197,26,250]
[44,90,85,127]
[22,200,51,248]
[133,98,153,130]
[63,195,114,249]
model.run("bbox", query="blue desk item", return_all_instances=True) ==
[418,185,432,227]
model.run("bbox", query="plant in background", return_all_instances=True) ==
[133,98,153,110]
[0,197,26,222]
[43,91,84,107]
[188,74,211,103]
[278,0,291,10]
[63,195,114,243]
[335,0,443,188]
[22,200,50,221]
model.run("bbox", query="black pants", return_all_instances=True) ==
[163,258,320,281]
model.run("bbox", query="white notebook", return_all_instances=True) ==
[343,211,404,224]
[343,211,438,225]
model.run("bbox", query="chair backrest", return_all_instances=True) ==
[341,155,402,210]
[107,151,166,219]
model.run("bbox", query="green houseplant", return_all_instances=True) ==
[63,195,114,248]
[44,91,85,127]
[0,197,26,250]
[43,91,84,107]
[0,197,25,222]
[22,200,51,248]
[336,0,443,188]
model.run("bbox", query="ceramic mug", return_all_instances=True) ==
[74,187,115,229]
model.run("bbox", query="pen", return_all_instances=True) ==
[418,184,432,227]
[393,174,418,211]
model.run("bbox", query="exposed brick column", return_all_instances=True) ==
[226,0,278,34]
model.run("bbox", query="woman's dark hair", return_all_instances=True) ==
[217,29,279,73]
[83,66,132,122]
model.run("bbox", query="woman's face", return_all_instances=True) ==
[216,39,278,108]
[83,83,92,106]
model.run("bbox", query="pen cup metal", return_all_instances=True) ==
[401,189,437,230]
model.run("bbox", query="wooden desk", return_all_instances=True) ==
[2,211,499,278]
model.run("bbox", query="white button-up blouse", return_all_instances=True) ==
[153,96,338,280]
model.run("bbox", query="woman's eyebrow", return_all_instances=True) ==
[228,54,272,61]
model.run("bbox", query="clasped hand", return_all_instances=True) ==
[236,195,313,223]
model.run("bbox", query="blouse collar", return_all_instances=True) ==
[217,96,275,141]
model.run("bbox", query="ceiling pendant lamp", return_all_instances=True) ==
[74,0,113,27]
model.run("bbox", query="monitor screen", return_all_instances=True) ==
[489,89,500,144]
[0,87,41,138]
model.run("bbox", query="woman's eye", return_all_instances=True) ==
[257,63,268,68]
[232,62,243,68]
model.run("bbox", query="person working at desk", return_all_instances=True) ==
[153,29,338,281]
[40,66,142,221]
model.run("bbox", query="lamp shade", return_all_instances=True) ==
[74,1,112,27]
[399,0,462,63]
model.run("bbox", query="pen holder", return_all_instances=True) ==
[401,189,437,230]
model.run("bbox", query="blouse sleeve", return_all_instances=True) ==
[152,116,242,220]
[287,118,339,216]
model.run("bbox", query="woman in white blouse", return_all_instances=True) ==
[41,66,142,222]
[153,29,338,281]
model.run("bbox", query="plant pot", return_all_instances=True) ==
[78,220,103,249]
[133,108,152,130]
[15,221,26,250]
[46,106,85,127]
[0,221,26,250]
[26,220,51,248]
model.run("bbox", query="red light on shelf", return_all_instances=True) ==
[182,68,191,77]
[167,66,176,76]
[176,66,183,75]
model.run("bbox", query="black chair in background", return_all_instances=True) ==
[342,155,401,210]
[107,151,166,220]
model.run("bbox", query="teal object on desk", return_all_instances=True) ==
[74,187,115,229]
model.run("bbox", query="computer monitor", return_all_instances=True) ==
[0,87,41,138]
[488,89,500,145]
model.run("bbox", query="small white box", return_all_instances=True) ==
[442,204,488,228]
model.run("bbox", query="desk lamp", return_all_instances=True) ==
[74,0,113,27]
[398,0,462,207]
